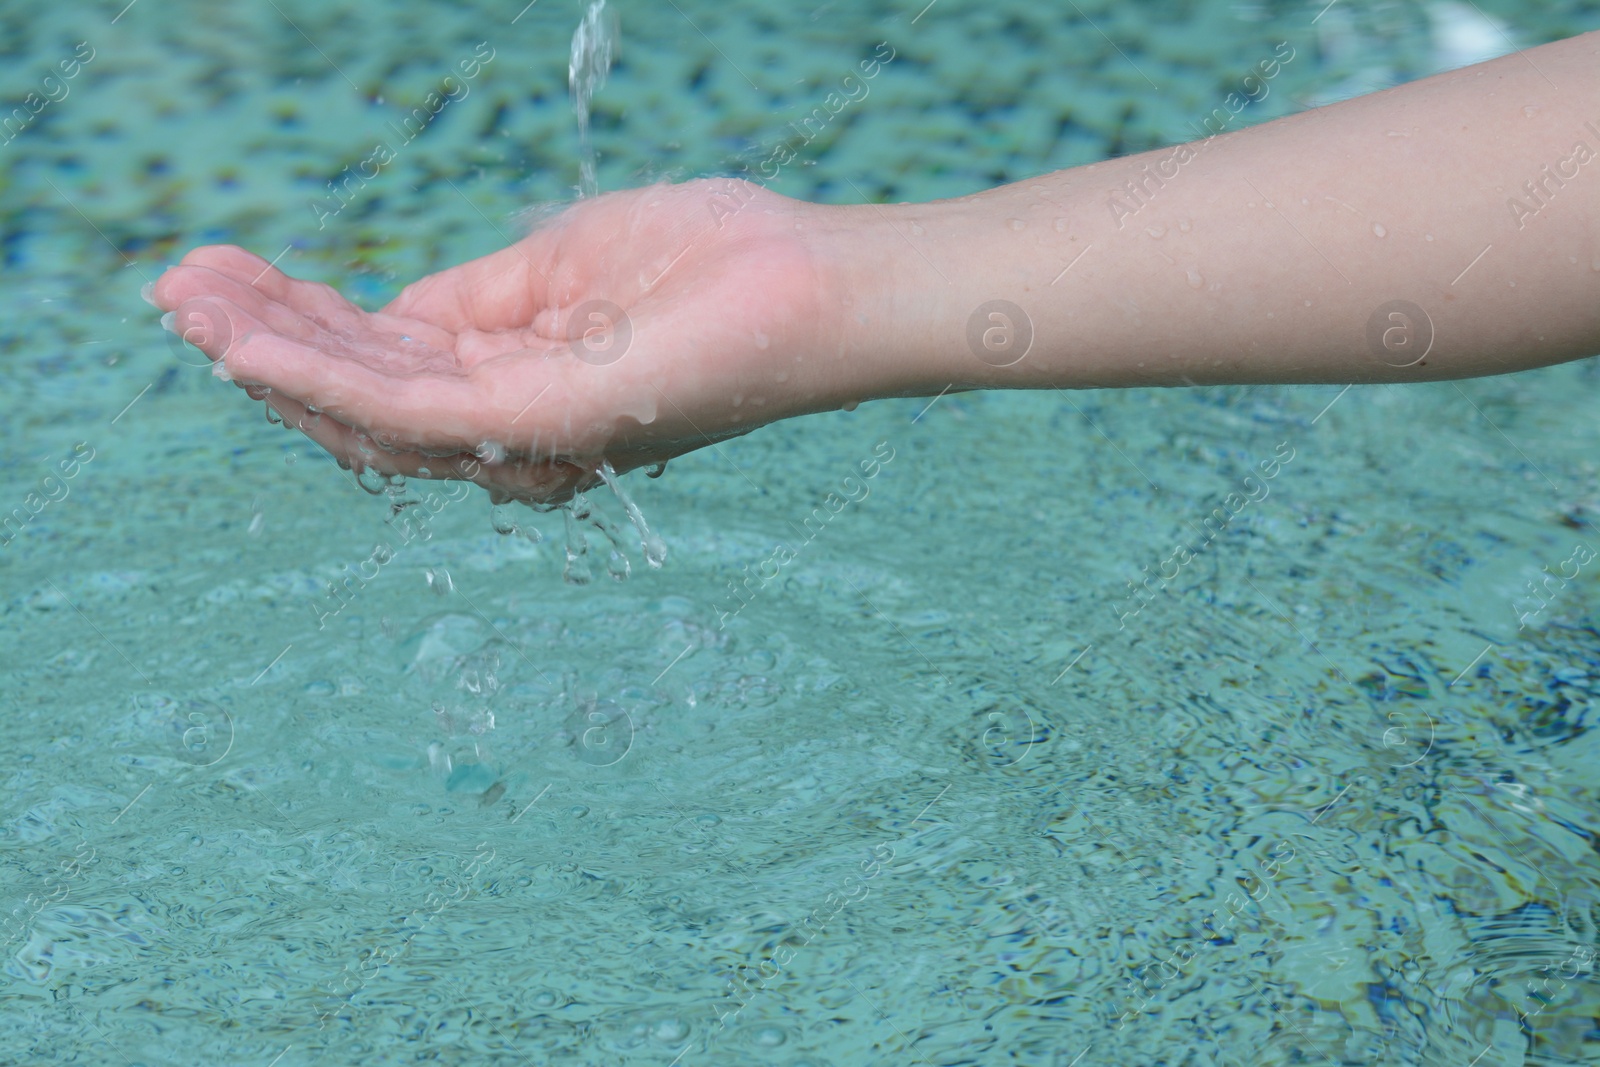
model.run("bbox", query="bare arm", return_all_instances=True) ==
[814,29,1600,396]
[155,31,1600,502]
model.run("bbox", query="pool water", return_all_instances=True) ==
[4,0,1600,1064]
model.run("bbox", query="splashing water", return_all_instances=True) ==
[473,461,667,585]
[569,0,618,199]
[288,3,663,588]
[530,461,669,584]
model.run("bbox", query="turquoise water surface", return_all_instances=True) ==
[4,1,1600,1064]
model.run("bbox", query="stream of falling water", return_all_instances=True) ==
[248,2,659,586]
[570,0,618,199]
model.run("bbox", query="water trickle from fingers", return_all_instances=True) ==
[471,462,667,584]
[561,506,594,584]
[595,461,667,569]
[577,494,632,580]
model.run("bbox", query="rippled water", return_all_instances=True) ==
[4,1,1600,1065]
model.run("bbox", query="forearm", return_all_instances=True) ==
[818,29,1600,395]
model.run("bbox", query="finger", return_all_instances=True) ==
[165,295,477,453]
[262,389,484,485]
[163,296,252,365]
[245,346,485,456]
[161,245,355,323]
[381,237,554,333]
[157,267,335,350]
[266,389,586,503]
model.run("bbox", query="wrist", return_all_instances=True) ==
[802,199,973,403]
[806,192,1069,402]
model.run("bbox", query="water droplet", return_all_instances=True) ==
[139,281,158,307]
[1372,223,1387,237]
[753,1026,786,1046]
[490,503,520,536]
[1053,217,1068,233]
[1007,218,1026,231]
[1178,219,1192,233]
[910,222,925,236]
[1424,234,1434,242]
[1184,268,1203,289]
[263,402,283,425]
[284,452,297,465]
[754,331,769,350]
[355,467,389,495]
[1524,105,1539,117]
[1145,225,1166,239]
[425,567,454,595]
[654,1018,689,1042]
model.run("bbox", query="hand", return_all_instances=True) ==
[153,179,852,503]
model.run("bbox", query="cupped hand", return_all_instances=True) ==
[153,179,851,502]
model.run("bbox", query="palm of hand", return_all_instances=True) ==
[153,180,829,502]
